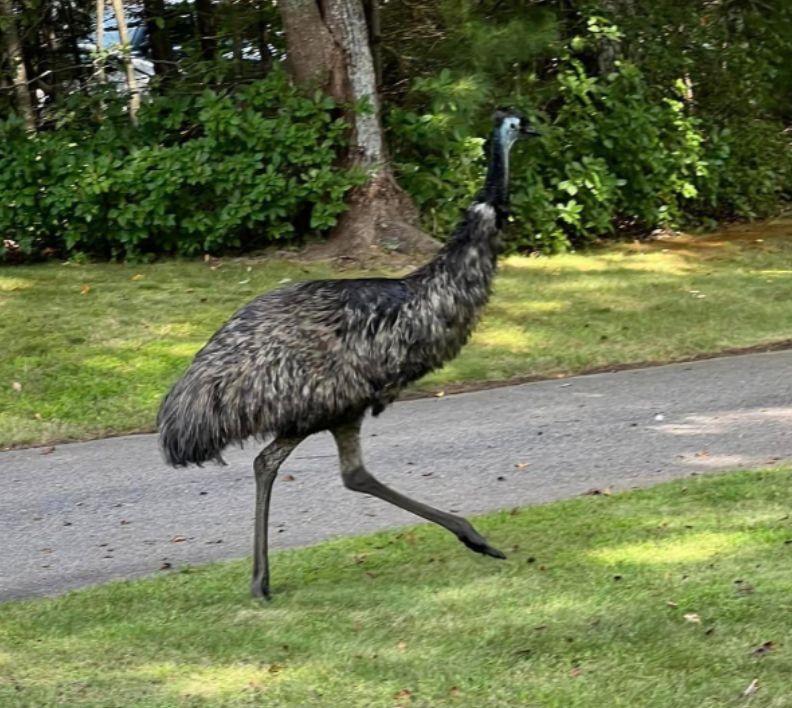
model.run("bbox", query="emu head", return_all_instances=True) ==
[493,108,539,149]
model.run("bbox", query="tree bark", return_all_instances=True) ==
[0,0,36,132]
[278,0,438,260]
[94,0,108,83]
[194,0,217,62]
[110,0,141,126]
[142,0,176,83]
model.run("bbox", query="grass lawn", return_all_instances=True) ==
[2,218,792,449]
[1,467,792,707]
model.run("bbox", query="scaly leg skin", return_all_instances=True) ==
[332,417,506,560]
[251,436,303,600]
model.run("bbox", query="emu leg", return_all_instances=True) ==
[331,418,505,560]
[251,436,303,599]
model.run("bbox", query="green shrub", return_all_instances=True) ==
[0,73,363,262]
[389,17,792,254]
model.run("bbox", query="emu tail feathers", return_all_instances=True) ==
[158,374,237,467]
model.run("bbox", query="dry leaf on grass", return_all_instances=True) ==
[80,284,91,295]
[131,274,143,281]
[449,687,462,697]
[684,613,702,624]
[394,689,412,700]
[12,382,22,392]
[396,640,408,653]
[752,642,774,658]
[569,667,581,677]
[743,678,759,697]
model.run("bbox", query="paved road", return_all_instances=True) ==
[2,350,792,602]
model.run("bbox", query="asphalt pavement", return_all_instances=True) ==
[2,350,791,601]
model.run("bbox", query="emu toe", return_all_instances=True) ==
[459,533,507,560]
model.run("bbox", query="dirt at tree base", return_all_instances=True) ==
[302,170,440,264]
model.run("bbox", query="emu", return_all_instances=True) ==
[158,109,538,599]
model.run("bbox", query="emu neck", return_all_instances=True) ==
[480,131,511,211]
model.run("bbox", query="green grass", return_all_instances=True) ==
[3,220,792,448]
[2,467,792,707]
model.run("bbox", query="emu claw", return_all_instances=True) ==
[460,534,507,560]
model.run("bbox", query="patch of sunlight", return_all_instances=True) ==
[590,531,749,565]
[169,342,202,357]
[0,277,32,292]
[174,664,286,698]
[474,327,538,350]
[151,322,199,337]
[81,355,128,373]
[489,298,567,314]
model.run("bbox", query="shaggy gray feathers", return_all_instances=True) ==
[157,202,502,467]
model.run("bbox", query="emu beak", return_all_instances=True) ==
[519,121,540,138]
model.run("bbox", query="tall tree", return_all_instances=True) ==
[109,0,141,125]
[0,0,36,132]
[142,0,176,83]
[278,0,437,258]
[195,0,218,61]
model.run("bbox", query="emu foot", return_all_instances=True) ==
[250,574,272,602]
[458,528,506,560]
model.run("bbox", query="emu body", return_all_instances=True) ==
[158,110,536,598]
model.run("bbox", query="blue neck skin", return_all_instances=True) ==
[479,125,513,211]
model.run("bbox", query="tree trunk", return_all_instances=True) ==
[95,0,107,83]
[110,0,141,126]
[194,0,217,62]
[143,0,176,83]
[278,0,438,260]
[0,0,36,132]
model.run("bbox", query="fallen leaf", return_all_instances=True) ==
[279,278,292,284]
[395,689,412,701]
[514,462,530,469]
[239,279,250,285]
[684,613,702,624]
[404,533,417,545]
[667,601,678,608]
[695,451,710,458]
[282,475,296,482]
[80,284,91,295]
[743,678,759,697]
[12,382,22,392]
[752,641,774,658]
[583,488,603,496]
[131,274,143,281]
[33,412,42,420]
[603,487,613,496]
[170,535,187,543]
[159,562,172,571]
[569,667,581,677]
[396,640,408,653]
[449,687,462,697]
[435,391,446,398]
[736,581,755,594]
